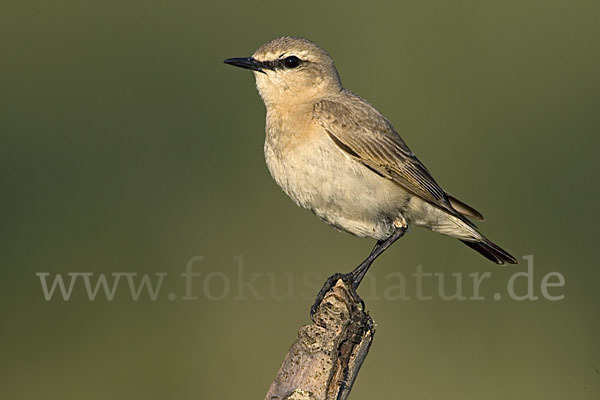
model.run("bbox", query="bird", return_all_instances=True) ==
[224,36,517,295]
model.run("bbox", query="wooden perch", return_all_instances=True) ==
[265,279,375,400]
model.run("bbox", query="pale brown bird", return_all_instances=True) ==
[224,36,517,292]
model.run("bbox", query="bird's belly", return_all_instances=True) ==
[265,133,410,240]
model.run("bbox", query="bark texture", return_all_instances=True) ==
[265,279,375,400]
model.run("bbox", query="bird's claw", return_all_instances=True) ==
[310,272,364,321]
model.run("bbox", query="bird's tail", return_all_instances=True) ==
[460,238,518,265]
[423,195,518,265]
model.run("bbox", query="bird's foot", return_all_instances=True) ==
[310,272,365,322]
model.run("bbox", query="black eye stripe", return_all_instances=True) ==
[263,56,304,71]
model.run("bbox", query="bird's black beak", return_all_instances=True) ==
[223,57,270,74]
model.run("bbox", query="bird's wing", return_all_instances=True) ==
[313,93,465,218]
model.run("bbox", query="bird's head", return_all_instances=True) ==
[224,37,342,106]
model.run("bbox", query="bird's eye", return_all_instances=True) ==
[283,56,301,69]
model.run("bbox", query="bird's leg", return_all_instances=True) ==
[310,220,408,320]
[348,225,407,289]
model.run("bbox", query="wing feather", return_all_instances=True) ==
[314,92,459,216]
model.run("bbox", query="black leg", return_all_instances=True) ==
[348,226,407,289]
[310,225,407,320]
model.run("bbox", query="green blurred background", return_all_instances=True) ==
[2,0,599,398]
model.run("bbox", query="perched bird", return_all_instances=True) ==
[224,36,517,290]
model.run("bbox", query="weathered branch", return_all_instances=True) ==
[265,279,375,400]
